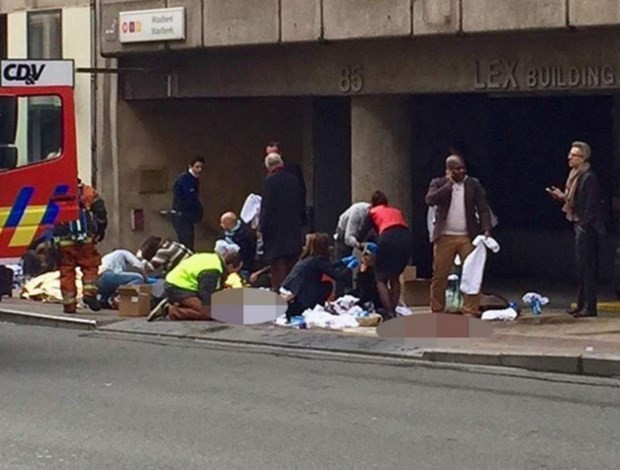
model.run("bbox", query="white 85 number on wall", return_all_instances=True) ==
[339,65,364,94]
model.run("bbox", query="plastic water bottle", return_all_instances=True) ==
[445,274,460,312]
[289,316,307,329]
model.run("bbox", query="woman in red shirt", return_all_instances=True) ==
[369,190,413,317]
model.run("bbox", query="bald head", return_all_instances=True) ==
[446,155,464,168]
[220,211,238,231]
[445,154,467,182]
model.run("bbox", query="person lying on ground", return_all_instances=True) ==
[148,251,243,322]
[98,249,149,308]
[219,211,256,278]
[279,233,357,321]
[137,236,193,276]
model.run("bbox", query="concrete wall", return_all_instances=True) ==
[281,0,321,43]
[570,0,620,27]
[120,31,620,99]
[323,0,412,40]
[204,0,279,47]
[105,98,305,252]
[462,0,566,32]
[99,0,620,56]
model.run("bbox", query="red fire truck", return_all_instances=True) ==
[0,59,79,265]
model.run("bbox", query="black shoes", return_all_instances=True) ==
[567,306,597,318]
[83,296,102,312]
[570,310,597,318]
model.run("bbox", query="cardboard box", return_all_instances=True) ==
[118,284,152,317]
[400,265,417,283]
[400,278,430,306]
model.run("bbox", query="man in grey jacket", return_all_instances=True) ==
[333,201,371,296]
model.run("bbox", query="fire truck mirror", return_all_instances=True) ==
[0,145,17,171]
[0,96,17,144]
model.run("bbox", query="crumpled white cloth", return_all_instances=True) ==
[327,295,360,315]
[522,292,549,305]
[303,305,360,329]
[274,295,366,329]
[460,235,500,295]
[214,240,240,257]
[240,193,262,228]
[481,307,518,321]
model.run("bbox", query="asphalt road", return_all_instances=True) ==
[1,324,619,470]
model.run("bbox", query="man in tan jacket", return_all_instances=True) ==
[425,155,492,316]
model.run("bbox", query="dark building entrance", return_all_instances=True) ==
[411,94,615,283]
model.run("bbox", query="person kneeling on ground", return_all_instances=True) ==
[279,233,357,322]
[148,251,242,321]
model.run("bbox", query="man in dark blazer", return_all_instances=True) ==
[547,141,605,317]
[171,156,204,251]
[425,155,492,316]
[259,152,304,290]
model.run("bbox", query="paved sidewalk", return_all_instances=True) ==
[1,297,619,377]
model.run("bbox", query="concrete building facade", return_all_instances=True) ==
[95,0,620,282]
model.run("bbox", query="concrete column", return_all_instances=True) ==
[351,95,412,224]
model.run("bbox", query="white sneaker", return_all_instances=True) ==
[147,298,169,322]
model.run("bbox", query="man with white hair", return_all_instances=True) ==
[259,152,305,290]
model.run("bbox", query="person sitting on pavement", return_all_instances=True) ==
[21,229,56,280]
[219,211,256,280]
[148,251,243,322]
[98,249,149,308]
[279,233,358,322]
[137,236,193,276]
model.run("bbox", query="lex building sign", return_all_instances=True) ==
[119,7,185,44]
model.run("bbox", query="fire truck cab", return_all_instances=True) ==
[0,59,79,264]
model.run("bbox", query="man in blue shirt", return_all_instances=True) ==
[172,156,204,250]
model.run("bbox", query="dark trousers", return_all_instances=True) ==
[575,226,599,313]
[285,281,332,320]
[334,235,353,297]
[173,215,195,251]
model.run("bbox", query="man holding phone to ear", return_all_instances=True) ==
[425,154,492,316]
[547,141,605,317]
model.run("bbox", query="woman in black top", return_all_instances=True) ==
[281,233,351,320]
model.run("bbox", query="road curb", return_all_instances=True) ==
[422,350,620,377]
[0,308,97,331]
[4,307,620,378]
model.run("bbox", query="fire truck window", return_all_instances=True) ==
[12,95,62,167]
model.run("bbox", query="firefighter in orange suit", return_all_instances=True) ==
[53,179,107,313]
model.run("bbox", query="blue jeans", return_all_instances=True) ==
[98,271,143,303]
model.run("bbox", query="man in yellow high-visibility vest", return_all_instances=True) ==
[148,251,242,321]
